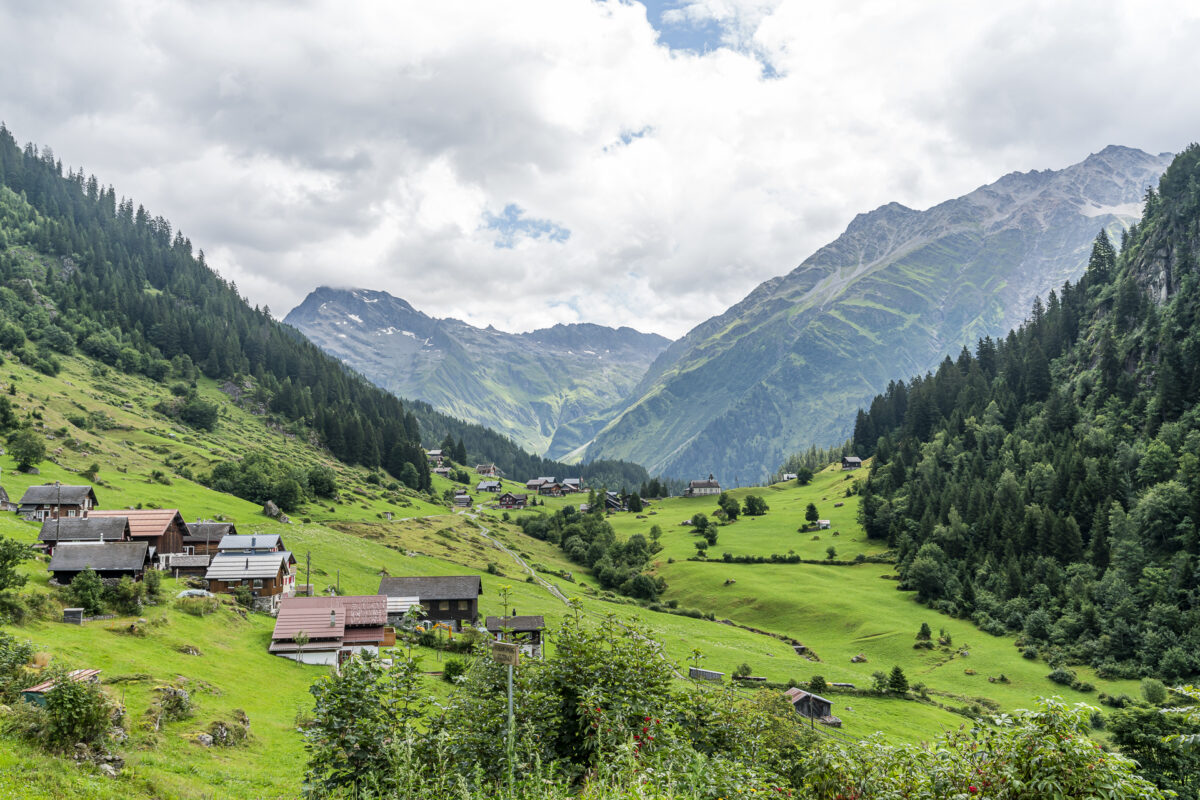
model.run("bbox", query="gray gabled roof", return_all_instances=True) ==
[217,534,282,552]
[205,551,292,580]
[19,484,97,508]
[38,517,128,544]
[379,575,482,601]
[184,522,237,543]
[48,541,148,573]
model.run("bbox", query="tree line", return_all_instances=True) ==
[852,143,1200,681]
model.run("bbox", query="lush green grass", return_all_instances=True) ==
[0,350,1144,797]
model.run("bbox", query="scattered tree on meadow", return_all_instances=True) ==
[743,494,769,516]
[717,492,740,521]
[7,429,46,471]
[805,502,819,527]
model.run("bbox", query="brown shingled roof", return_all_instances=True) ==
[89,509,184,540]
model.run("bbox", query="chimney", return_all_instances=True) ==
[245,557,249,569]
[329,609,336,627]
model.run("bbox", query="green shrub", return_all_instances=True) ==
[43,669,114,749]
[175,596,219,616]
[442,659,468,683]
[1047,667,1076,685]
[1141,678,1167,705]
[68,567,105,615]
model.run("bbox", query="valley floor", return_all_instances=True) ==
[0,355,1142,798]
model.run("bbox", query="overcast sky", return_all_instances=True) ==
[3,1,1199,338]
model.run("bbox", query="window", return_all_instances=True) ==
[67,510,78,517]
[183,546,194,555]
[253,579,263,589]
[457,600,469,611]
[438,601,450,611]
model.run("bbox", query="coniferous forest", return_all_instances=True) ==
[0,126,648,490]
[853,144,1200,680]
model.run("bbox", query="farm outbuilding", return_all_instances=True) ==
[784,687,842,726]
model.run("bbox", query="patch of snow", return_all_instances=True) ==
[347,313,363,324]
[337,333,347,339]
[378,327,399,335]
[1079,201,1143,218]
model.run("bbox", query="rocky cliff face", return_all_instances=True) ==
[580,145,1174,481]
[284,288,670,456]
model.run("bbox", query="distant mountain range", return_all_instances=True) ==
[284,288,670,455]
[577,145,1174,482]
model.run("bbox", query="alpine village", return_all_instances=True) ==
[4,13,1200,800]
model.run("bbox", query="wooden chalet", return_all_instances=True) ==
[379,575,482,630]
[561,478,582,493]
[525,478,546,492]
[183,521,238,555]
[486,614,545,658]
[17,484,98,520]
[47,541,149,584]
[538,482,565,497]
[453,492,473,508]
[269,595,391,665]
[685,475,721,497]
[476,481,502,493]
[433,466,451,477]
[0,485,14,512]
[475,463,500,477]
[205,550,296,611]
[88,509,186,559]
[784,687,841,726]
[842,456,863,471]
[604,491,626,512]
[36,516,130,556]
[497,492,527,509]
[427,449,445,466]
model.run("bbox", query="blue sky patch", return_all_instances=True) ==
[485,204,571,249]
[638,0,726,53]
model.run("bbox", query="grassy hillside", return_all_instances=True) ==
[0,348,1146,798]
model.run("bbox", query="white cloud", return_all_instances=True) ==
[1,0,1198,338]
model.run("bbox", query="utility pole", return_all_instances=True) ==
[305,551,311,597]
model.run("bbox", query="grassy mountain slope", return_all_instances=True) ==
[852,143,1200,681]
[285,287,669,457]
[0,344,1148,798]
[582,146,1172,481]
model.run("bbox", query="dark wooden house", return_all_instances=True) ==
[37,516,130,555]
[842,456,862,470]
[497,492,527,509]
[17,484,98,520]
[204,551,296,612]
[182,521,239,555]
[379,575,482,630]
[47,541,149,584]
[88,509,187,558]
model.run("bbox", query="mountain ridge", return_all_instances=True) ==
[285,287,670,456]
[579,144,1174,480]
